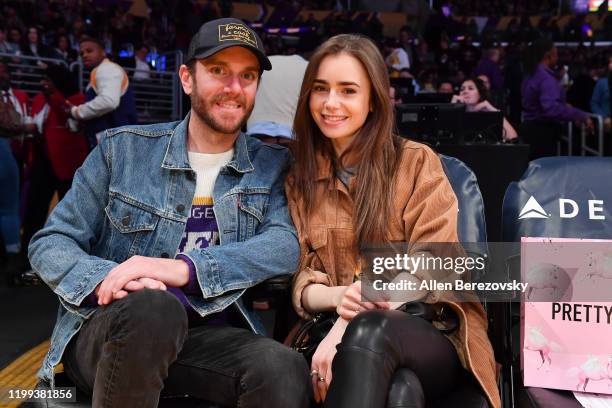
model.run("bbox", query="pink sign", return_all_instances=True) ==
[521,237,612,394]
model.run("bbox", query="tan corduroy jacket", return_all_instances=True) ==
[286,140,501,408]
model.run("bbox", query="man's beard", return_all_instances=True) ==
[190,86,253,135]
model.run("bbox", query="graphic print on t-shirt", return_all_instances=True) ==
[176,148,234,255]
[178,197,219,253]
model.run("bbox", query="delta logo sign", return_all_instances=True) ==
[518,196,607,221]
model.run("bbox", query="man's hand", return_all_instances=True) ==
[584,117,595,134]
[97,256,190,305]
[64,102,75,118]
[95,277,168,302]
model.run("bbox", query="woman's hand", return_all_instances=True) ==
[451,94,465,104]
[335,281,389,320]
[473,100,497,112]
[310,317,349,403]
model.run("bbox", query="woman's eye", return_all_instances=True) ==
[343,88,356,94]
[313,85,327,92]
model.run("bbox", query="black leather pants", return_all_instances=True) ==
[324,309,461,408]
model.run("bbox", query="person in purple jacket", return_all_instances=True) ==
[520,38,593,159]
[473,47,504,91]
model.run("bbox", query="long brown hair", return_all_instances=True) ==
[292,34,403,248]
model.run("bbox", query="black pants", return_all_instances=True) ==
[324,310,462,408]
[520,120,563,160]
[63,289,310,408]
[22,150,72,254]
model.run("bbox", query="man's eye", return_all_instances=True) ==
[210,66,225,75]
[242,72,256,81]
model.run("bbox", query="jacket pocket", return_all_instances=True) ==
[237,188,270,240]
[104,194,160,260]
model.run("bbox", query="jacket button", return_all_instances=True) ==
[160,252,170,258]
[121,215,130,226]
[176,204,185,213]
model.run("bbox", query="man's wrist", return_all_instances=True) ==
[175,254,199,292]
[70,106,79,120]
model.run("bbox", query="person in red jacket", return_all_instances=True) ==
[20,64,88,279]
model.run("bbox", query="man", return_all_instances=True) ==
[521,38,593,159]
[384,38,411,77]
[67,34,138,149]
[29,18,309,408]
[473,47,504,91]
[0,25,19,55]
[246,54,307,145]
[437,79,454,94]
[132,43,152,81]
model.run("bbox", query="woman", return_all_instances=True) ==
[452,77,518,142]
[20,26,52,67]
[286,34,500,408]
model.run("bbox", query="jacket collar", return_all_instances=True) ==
[162,112,254,173]
[315,151,333,181]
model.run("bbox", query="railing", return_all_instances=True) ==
[1,51,184,124]
[0,53,70,96]
[580,114,605,156]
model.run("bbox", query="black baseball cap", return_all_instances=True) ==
[186,18,272,71]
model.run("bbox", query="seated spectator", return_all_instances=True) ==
[452,77,518,142]
[399,68,421,94]
[384,38,410,78]
[0,25,19,55]
[247,54,308,146]
[437,79,454,94]
[591,54,612,131]
[7,27,22,53]
[20,26,53,67]
[133,44,152,81]
[53,34,78,65]
[287,34,500,408]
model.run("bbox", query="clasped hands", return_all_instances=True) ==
[95,255,190,305]
[311,281,391,403]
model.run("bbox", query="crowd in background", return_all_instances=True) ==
[1,0,611,283]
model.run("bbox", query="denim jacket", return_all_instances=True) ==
[28,114,300,385]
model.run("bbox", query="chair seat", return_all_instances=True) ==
[429,371,490,408]
[518,387,582,408]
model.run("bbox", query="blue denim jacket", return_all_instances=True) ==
[28,114,300,385]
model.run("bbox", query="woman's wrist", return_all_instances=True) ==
[331,286,348,308]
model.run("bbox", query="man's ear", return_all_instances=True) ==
[178,65,193,95]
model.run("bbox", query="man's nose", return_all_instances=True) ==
[223,75,243,95]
